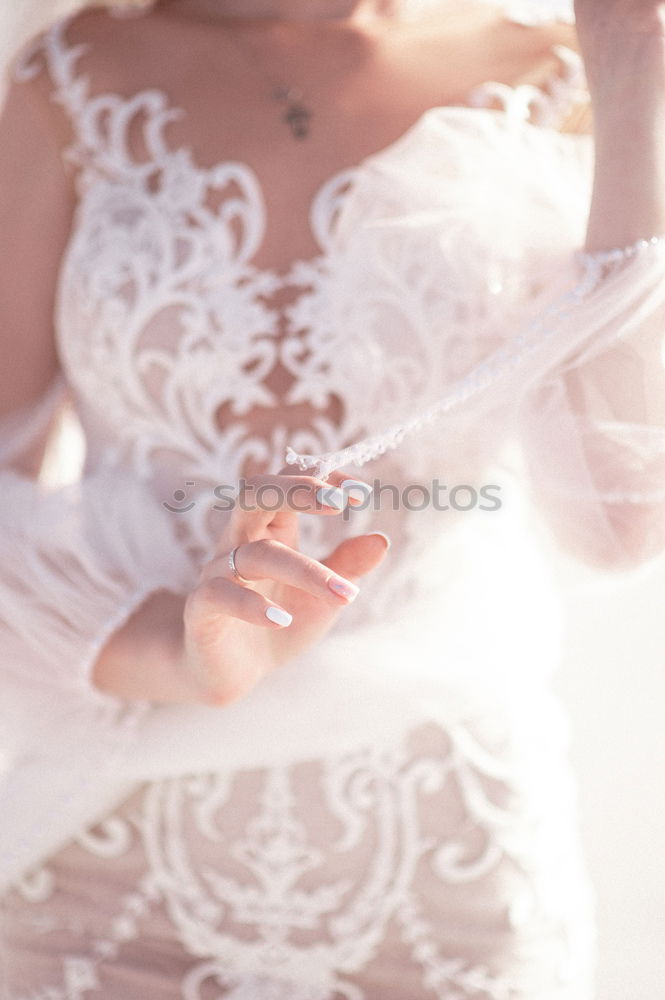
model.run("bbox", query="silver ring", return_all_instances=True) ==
[228,545,252,585]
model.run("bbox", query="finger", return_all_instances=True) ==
[274,466,374,507]
[229,473,351,526]
[225,474,356,549]
[186,576,294,631]
[325,470,374,506]
[320,532,391,582]
[201,539,361,605]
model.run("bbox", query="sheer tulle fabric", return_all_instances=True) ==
[280,113,665,569]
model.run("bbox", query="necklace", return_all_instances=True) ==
[271,84,313,139]
[226,24,315,140]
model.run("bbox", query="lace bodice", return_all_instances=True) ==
[14,10,587,579]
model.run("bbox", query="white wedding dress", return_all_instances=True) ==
[1,5,665,999]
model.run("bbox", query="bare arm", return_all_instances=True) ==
[574,0,665,436]
[0,69,75,471]
[545,5,665,564]
[580,3,665,252]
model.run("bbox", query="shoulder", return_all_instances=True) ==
[487,16,580,90]
[411,5,588,128]
[5,5,166,177]
[472,14,592,133]
[10,5,171,103]
[500,18,592,133]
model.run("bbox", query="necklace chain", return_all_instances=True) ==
[228,27,315,140]
[271,85,313,139]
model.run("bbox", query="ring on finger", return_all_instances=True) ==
[228,545,253,585]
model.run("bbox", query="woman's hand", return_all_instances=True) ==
[182,469,389,706]
[92,469,389,706]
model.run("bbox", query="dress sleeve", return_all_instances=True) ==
[500,20,665,572]
[516,237,665,571]
[0,410,196,713]
[0,435,197,894]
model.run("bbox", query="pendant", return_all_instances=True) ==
[274,87,312,140]
[283,101,312,140]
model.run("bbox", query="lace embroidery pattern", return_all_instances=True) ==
[13,16,588,522]
[5,720,595,999]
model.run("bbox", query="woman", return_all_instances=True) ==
[0,0,664,996]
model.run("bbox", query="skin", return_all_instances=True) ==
[1,0,663,705]
[576,0,665,250]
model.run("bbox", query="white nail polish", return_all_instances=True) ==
[341,479,373,503]
[368,531,392,551]
[316,486,347,510]
[327,577,360,602]
[265,606,293,627]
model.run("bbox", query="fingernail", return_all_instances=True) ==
[327,576,360,602]
[341,479,373,503]
[368,531,392,550]
[316,486,347,510]
[265,606,293,627]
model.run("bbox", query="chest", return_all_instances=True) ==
[81,9,576,269]
[56,108,588,475]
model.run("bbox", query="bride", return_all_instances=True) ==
[0,0,664,996]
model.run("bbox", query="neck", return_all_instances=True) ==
[157,0,387,22]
